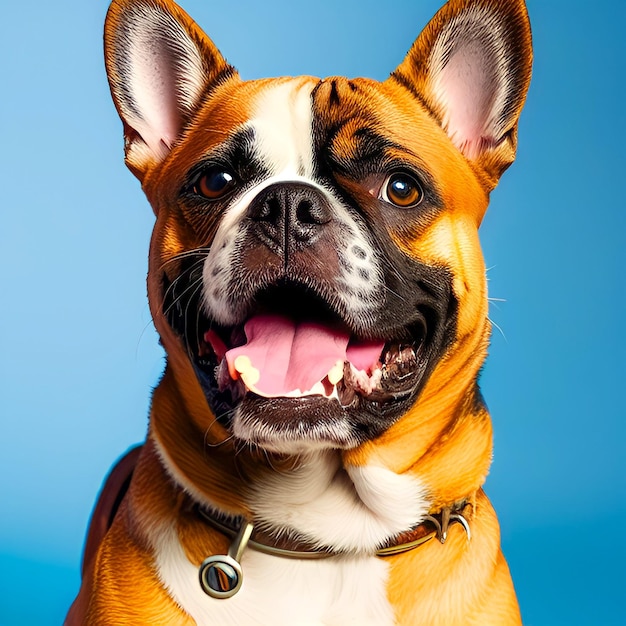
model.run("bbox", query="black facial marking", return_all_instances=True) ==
[329,79,341,106]
[178,127,274,240]
[183,127,270,195]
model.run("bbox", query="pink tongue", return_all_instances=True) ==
[221,314,383,397]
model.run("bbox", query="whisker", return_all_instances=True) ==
[385,264,410,302]
[203,416,235,448]
[158,247,210,272]
[134,304,160,361]
[161,261,204,320]
[488,316,507,341]
[487,297,506,314]
[383,282,404,302]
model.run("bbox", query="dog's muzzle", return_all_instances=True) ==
[161,181,456,449]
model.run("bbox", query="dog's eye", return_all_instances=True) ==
[381,172,423,208]
[193,167,236,200]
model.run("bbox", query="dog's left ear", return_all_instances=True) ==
[390,0,532,188]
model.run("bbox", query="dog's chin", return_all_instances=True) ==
[231,396,360,454]
[229,393,420,453]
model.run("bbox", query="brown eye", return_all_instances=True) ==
[382,172,423,208]
[193,166,236,199]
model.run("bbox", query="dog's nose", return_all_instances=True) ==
[247,182,332,254]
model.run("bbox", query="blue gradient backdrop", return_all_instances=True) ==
[1,0,624,624]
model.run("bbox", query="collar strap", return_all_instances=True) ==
[197,503,471,599]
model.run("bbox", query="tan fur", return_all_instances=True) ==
[68,0,531,623]
[388,491,520,625]
[69,443,194,624]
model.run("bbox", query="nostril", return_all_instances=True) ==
[247,183,332,253]
[296,199,314,224]
[257,196,282,222]
[296,198,331,225]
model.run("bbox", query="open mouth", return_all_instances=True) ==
[200,309,427,407]
[161,257,450,449]
[166,271,426,405]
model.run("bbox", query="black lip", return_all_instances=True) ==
[233,393,414,448]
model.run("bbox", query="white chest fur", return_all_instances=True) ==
[155,526,395,625]
[153,443,430,624]
[248,451,430,553]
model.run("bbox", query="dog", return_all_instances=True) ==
[67,0,532,623]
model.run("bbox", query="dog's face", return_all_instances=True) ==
[105,0,531,454]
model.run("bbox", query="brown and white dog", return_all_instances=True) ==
[67,0,532,623]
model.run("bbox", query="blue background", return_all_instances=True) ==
[1,0,624,624]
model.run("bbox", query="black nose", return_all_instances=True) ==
[247,182,332,255]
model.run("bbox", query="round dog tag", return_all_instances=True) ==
[199,554,243,599]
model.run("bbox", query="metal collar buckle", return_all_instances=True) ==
[199,520,253,599]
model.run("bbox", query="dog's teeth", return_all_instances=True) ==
[233,355,261,389]
[385,344,400,364]
[327,361,344,385]
[398,346,415,361]
[400,346,417,364]
[381,347,416,380]
[383,343,416,369]
[381,364,394,380]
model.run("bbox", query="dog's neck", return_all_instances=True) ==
[147,313,491,553]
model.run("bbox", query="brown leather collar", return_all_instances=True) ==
[197,502,471,558]
[195,501,472,599]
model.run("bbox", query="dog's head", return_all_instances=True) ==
[104,0,531,455]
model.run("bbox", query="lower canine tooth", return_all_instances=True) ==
[327,361,344,385]
[233,355,261,386]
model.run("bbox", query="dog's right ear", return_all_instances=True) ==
[389,0,532,190]
[104,0,237,177]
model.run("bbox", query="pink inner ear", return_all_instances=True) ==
[114,7,207,162]
[126,36,182,158]
[433,40,500,159]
